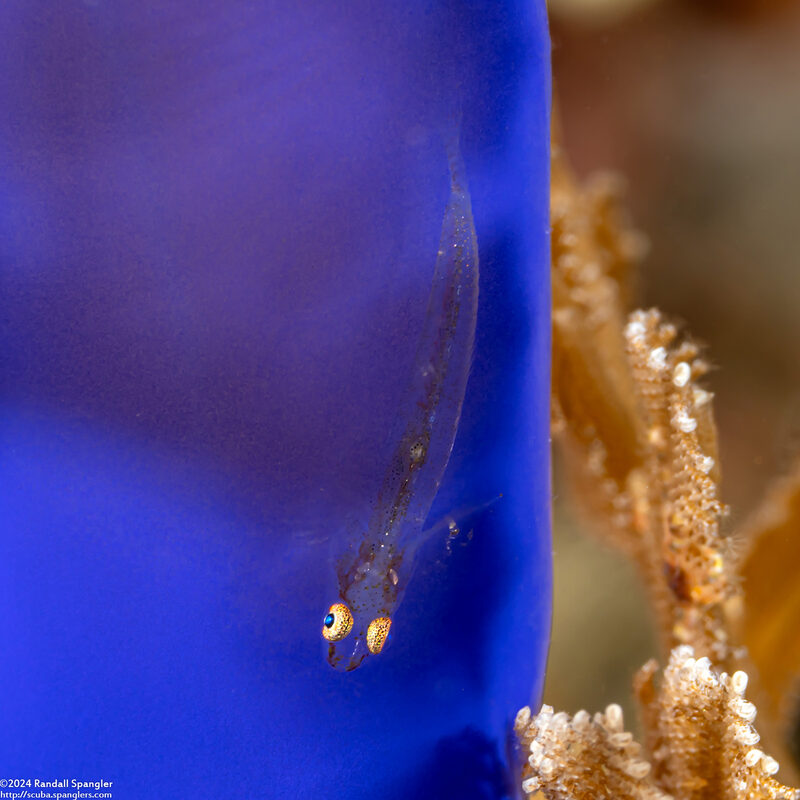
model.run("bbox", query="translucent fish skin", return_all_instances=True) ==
[328,134,479,671]
[0,1,551,798]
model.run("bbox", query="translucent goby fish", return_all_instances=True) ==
[323,130,479,671]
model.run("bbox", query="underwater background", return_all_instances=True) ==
[0,2,551,798]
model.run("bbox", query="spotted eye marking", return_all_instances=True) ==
[322,603,354,642]
[366,616,392,654]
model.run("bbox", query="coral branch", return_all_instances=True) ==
[551,141,736,669]
[517,648,799,800]
[537,127,800,799]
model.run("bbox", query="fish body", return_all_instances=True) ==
[324,131,479,671]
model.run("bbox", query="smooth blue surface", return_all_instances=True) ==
[0,2,551,798]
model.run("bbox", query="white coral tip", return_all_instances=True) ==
[761,756,779,776]
[625,319,646,343]
[605,703,624,732]
[698,455,714,474]
[551,711,569,731]
[673,361,691,386]
[521,776,540,794]
[735,700,757,723]
[745,749,763,768]
[731,670,749,695]
[673,407,697,434]
[648,346,667,371]
[539,757,555,777]
[623,760,652,780]
[573,709,591,728]
[735,725,760,746]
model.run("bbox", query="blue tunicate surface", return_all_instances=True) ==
[0,2,551,798]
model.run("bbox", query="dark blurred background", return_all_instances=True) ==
[545,0,800,726]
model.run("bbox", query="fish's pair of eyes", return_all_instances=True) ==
[321,603,392,655]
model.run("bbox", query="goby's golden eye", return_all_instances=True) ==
[322,603,353,642]
[366,616,392,654]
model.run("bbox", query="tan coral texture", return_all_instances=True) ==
[517,648,799,800]
[534,133,800,799]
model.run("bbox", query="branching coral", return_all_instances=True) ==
[623,308,733,665]
[526,136,800,799]
[516,647,799,800]
[551,136,734,668]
